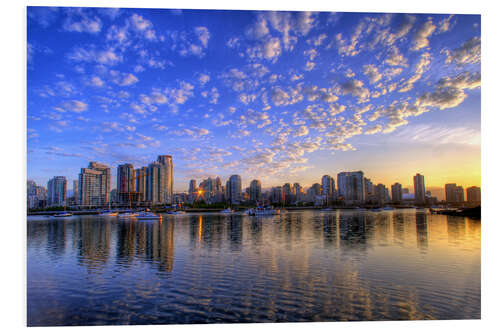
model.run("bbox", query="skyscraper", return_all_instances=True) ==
[157,155,174,204]
[466,186,481,203]
[227,175,242,205]
[47,176,67,207]
[445,183,458,203]
[374,184,390,205]
[117,163,135,204]
[293,183,303,202]
[271,186,284,204]
[135,167,147,203]
[321,175,335,204]
[249,179,262,203]
[188,179,197,203]
[79,162,111,207]
[73,180,79,204]
[413,173,426,204]
[391,182,403,203]
[337,171,365,204]
[456,186,465,203]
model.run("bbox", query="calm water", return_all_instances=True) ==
[27,209,481,326]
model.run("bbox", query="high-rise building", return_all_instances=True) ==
[466,186,481,203]
[47,176,67,207]
[337,171,365,204]
[227,175,242,205]
[283,183,293,204]
[249,179,262,203]
[144,155,174,205]
[293,183,303,202]
[188,179,197,203]
[374,183,389,205]
[146,162,162,204]
[79,162,111,207]
[445,183,458,203]
[456,186,465,203]
[157,155,174,204]
[73,180,79,204]
[271,186,284,204]
[391,182,403,203]
[135,167,147,203]
[413,173,426,204]
[117,163,135,204]
[27,180,48,209]
[321,175,335,204]
[364,178,375,203]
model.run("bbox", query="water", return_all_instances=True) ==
[27,209,481,326]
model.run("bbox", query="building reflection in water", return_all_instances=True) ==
[227,215,243,252]
[446,215,466,244]
[77,218,111,272]
[415,212,428,250]
[339,213,368,253]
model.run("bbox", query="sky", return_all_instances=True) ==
[27,7,481,197]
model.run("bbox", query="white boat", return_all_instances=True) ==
[246,206,281,216]
[53,212,73,217]
[220,208,234,214]
[382,207,394,211]
[119,211,138,218]
[167,210,186,215]
[136,212,162,220]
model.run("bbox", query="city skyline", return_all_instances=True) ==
[27,8,481,193]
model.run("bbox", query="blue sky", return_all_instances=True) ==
[27,7,481,193]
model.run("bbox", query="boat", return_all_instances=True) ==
[220,208,234,214]
[119,210,138,218]
[371,207,383,212]
[321,208,334,211]
[167,210,186,215]
[99,210,118,216]
[136,211,162,220]
[382,206,394,211]
[53,211,73,217]
[246,206,281,216]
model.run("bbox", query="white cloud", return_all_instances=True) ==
[195,27,210,47]
[362,64,382,84]
[445,37,481,65]
[294,126,309,137]
[61,100,88,113]
[412,18,436,51]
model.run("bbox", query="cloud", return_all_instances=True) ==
[445,37,481,65]
[364,124,382,134]
[89,76,104,87]
[412,18,436,50]
[67,47,123,65]
[110,71,139,86]
[129,13,156,40]
[263,37,282,61]
[198,73,210,85]
[398,52,431,92]
[195,27,210,47]
[438,15,455,33]
[396,124,480,146]
[339,79,370,103]
[362,64,382,84]
[270,86,303,106]
[62,9,102,33]
[416,71,480,110]
[385,46,408,67]
[60,100,88,113]
[294,126,309,137]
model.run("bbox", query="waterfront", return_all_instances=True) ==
[27,209,480,326]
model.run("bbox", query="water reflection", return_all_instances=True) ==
[27,210,481,326]
[416,213,428,250]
